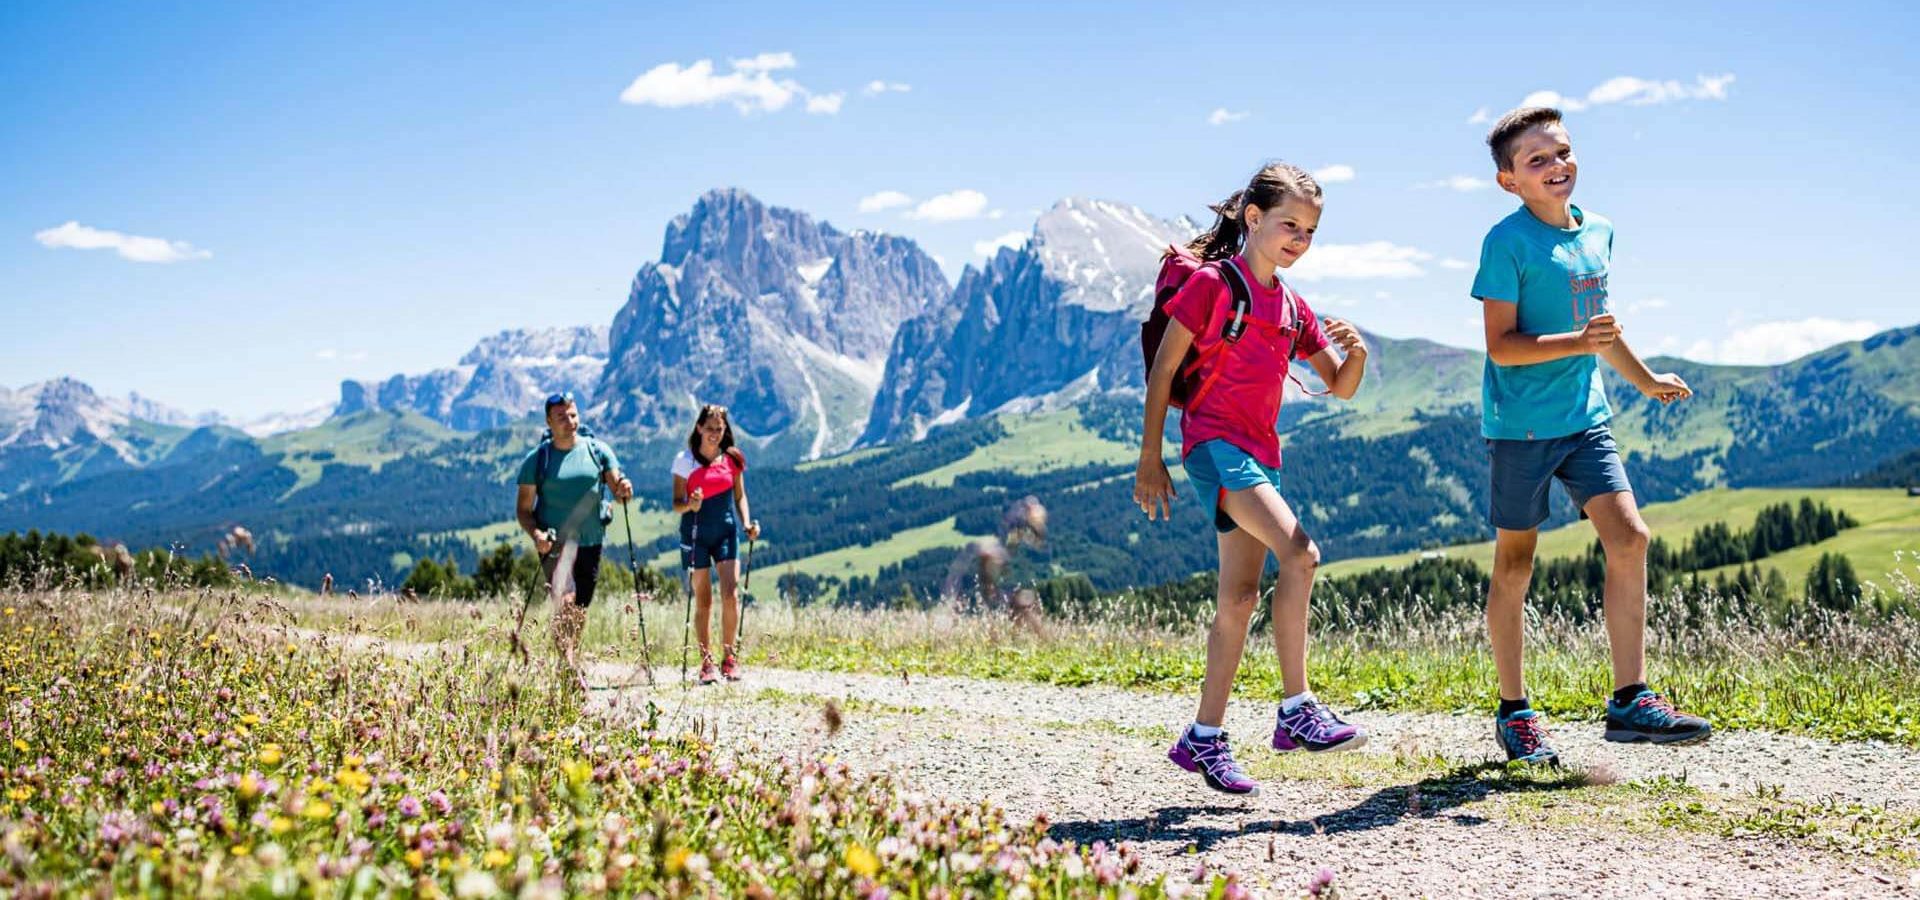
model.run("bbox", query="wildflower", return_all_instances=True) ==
[845,843,880,878]
[231,844,251,857]
[428,789,452,815]
[257,745,284,766]
[665,847,691,875]
[405,848,425,870]
[269,817,292,835]
[1309,867,1337,897]
[10,740,24,752]
[237,773,261,800]
[302,800,334,820]
[484,848,510,868]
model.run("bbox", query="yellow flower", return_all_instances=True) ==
[258,745,284,766]
[3,607,12,615]
[10,739,25,753]
[6,787,31,801]
[405,848,425,870]
[238,774,261,800]
[845,843,880,878]
[269,817,292,836]
[343,753,363,768]
[561,759,592,789]
[665,847,690,876]
[151,801,166,816]
[302,800,333,820]
[240,713,261,726]
[230,844,251,857]
[484,849,510,868]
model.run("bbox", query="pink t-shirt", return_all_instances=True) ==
[1163,255,1329,469]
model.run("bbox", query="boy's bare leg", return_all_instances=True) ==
[1584,491,1651,691]
[1489,527,1538,702]
[1194,525,1268,727]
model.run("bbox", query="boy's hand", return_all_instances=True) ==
[1133,457,1177,522]
[1578,314,1621,353]
[1640,372,1692,404]
[1324,318,1367,357]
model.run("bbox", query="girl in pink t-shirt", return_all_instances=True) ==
[1135,162,1371,796]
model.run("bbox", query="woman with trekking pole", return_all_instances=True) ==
[671,403,761,685]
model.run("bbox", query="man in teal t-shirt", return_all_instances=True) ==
[514,392,632,687]
[1471,106,1707,770]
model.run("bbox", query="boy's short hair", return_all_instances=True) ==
[1487,107,1564,171]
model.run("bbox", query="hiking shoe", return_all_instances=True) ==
[697,652,718,686]
[1167,728,1260,795]
[1497,709,1561,766]
[1272,699,1367,752]
[720,652,741,682]
[1605,689,1711,745]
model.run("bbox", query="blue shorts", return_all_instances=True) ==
[679,522,739,570]
[1488,424,1633,531]
[1182,439,1283,534]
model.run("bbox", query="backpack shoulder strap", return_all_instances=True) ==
[1213,259,1254,343]
[534,440,552,491]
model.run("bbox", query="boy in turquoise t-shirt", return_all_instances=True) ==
[1472,107,1710,765]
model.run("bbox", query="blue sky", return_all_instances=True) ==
[3,0,1915,419]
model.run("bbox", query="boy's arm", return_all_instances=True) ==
[1482,299,1618,366]
[1601,335,1692,403]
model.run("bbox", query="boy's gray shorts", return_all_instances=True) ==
[1487,424,1633,531]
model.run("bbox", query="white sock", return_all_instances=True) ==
[1189,722,1222,739]
[1281,691,1316,714]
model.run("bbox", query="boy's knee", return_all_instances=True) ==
[1218,584,1261,618]
[1608,521,1652,558]
[1492,545,1534,580]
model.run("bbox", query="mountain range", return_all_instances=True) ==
[4,188,1917,595]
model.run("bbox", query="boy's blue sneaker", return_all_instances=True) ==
[1496,709,1560,766]
[1605,689,1711,745]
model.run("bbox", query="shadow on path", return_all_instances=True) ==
[1048,763,1588,851]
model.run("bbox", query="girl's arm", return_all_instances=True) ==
[1135,319,1195,520]
[1305,318,1368,400]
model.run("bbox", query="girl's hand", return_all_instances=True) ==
[687,487,703,512]
[1324,318,1367,356]
[1133,457,1177,521]
[745,520,762,541]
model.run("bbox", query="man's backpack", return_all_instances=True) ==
[533,426,615,528]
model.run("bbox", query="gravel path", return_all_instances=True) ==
[584,661,1919,899]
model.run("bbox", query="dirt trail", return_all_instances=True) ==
[585,662,1918,900]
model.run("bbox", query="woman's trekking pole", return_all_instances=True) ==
[619,500,654,686]
[740,520,758,650]
[680,497,698,685]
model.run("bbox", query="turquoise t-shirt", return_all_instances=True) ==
[516,438,621,546]
[1471,205,1615,441]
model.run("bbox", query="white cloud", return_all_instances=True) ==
[34,221,211,263]
[988,209,1005,220]
[858,190,912,213]
[1440,257,1472,270]
[732,52,796,73]
[1625,296,1669,313]
[1512,73,1736,114]
[1467,107,1492,125]
[1313,164,1356,184]
[1681,318,1880,365]
[620,51,843,116]
[1208,108,1249,126]
[863,80,911,95]
[974,230,1028,257]
[315,349,338,361]
[1373,290,1392,300]
[906,189,989,222]
[805,92,844,115]
[1418,175,1491,192]
[1287,241,1435,281]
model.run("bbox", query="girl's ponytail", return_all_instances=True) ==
[1180,164,1323,261]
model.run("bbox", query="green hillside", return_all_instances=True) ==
[1323,487,1920,589]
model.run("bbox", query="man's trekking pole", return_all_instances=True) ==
[619,500,654,686]
[510,530,554,664]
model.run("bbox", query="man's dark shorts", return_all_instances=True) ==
[1488,424,1633,531]
[541,543,602,608]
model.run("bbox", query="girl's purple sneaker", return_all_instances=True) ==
[1273,698,1367,752]
[1168,728,1261,795]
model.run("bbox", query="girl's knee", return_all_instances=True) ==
[1276,534,1320,570]
[1217,584,1261,618]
